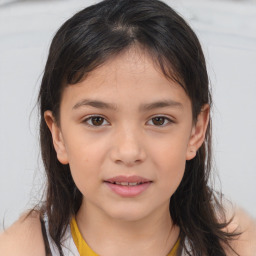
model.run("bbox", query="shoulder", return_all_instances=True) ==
[224,205,256,256]
[0,210,45,256]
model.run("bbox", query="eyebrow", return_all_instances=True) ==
[73,99,117,110]
[72,99,183,111]
[139,99,183,111]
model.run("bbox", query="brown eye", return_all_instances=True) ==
[92,116,104,126]
[152,117,165,125]
[91,116,104,126]
[148,116,173,127]
[84,116,109,127]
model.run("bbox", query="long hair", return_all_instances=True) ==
[35,0,239,255]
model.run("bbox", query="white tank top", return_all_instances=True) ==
[41,213,187,256]
[42,213,79,256]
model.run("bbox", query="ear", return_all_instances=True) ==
[186,104,210,160]
[44,110,69,165]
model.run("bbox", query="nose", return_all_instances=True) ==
[110,126,147,167]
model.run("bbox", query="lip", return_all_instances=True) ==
[104,175,152,197]
[105,175,151,183]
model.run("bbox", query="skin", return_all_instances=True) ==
[44,47,209,255]
[0,47,255,255]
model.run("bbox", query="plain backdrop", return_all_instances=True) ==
[0,0,256,230]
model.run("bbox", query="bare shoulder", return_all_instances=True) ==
[224,205,256,256]
[0,210,45,256]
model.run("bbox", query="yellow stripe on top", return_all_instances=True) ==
[70,216,179,256]
[70,217,99,256]
[167,237,179,256]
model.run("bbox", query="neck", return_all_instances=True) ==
[76,199,180,256]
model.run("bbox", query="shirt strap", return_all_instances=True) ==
[40,215,53,256]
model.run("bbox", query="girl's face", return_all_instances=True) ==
[45,47,209,222]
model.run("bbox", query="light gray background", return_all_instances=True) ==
[1,0,256,230]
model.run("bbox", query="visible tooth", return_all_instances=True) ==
[129,182,138,186]
[113,181,142,186]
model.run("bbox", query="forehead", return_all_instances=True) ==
[61,47,191,111]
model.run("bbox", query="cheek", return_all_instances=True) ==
[158,154,186,195]
[65,137,108,194]
[65,130,108,167]
[150,135,188,193]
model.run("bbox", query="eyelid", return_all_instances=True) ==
[146,115,174,126]
[82,115,110,127]
[81,114,174,128]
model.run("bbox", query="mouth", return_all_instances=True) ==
[104,175,152,185]
[105,181,150,186]
[104,176,152,197]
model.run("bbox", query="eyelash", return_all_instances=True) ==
[82,115,174,128]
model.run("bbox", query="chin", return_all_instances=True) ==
[105,205,150,223]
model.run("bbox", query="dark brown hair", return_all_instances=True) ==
[35,0,239,255]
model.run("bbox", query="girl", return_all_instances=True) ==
[0,0,255,255]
